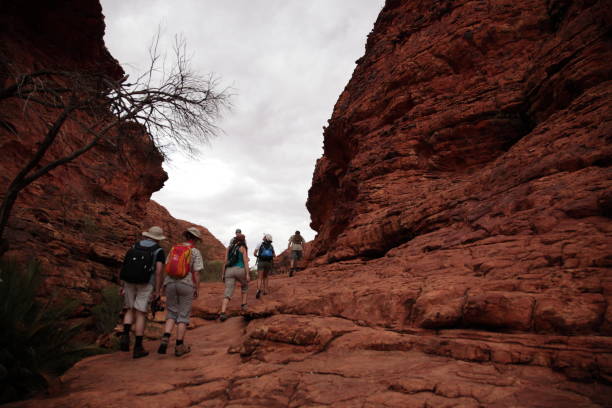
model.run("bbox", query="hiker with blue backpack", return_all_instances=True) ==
[119,226,167,358]
[156,227,204,357]
[254,233,275,299]
[219,233,249,321]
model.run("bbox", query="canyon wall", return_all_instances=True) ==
[0,0,225,317]
[5,1,612,407]
[306,0,611,336]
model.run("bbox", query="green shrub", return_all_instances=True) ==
[200,260,224,282]
[0,259,98,404]
[91,286,123,334]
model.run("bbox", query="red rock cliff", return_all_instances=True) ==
[307,0,611,334]
[0,0,225,315]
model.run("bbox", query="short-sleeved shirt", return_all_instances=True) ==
[288,235,305,251]
[164,244,204,288]
[137,239,166,285]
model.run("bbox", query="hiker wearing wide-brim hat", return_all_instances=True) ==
[157,226,204,357]
[119,226,167,359]
[219,233,250,321]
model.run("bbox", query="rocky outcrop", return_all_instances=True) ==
[0,0,225,318]
[305,0,612,337]
[5,0,612,407]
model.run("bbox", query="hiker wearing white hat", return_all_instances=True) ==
[254,233,275,299]
[119,226,167,358]
[157,227,204,357]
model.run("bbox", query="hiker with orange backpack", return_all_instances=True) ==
[219,233,249,321]
[156,227,204,357]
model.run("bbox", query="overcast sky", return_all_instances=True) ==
[100,0,384,258]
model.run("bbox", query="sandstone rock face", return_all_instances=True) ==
[5,0,612,406]
[305,0,612,338]
[0,1,225,318]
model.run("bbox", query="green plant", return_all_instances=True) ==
[200,260,224,282]
[0,259,98,403]
[91,286,123,334]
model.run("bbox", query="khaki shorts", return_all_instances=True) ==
[257,260,273,276]
[224,266,248,299]
[165,281,193,324]
[291,250,303,260]
[123,282,153,313]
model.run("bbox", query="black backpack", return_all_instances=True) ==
[226,242,242,267]
[258,241,274,261]
[120,242,161,284]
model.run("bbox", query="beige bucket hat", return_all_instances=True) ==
[142,226,166,241]
[186,226,202,240]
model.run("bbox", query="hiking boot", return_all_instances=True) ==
[255,289,261,299]
[133,348,149,359]
[119,334,130,352]
[219,313,227,322]
[289,269,294,277]
[175,343,191,357]
[157,337,169,355]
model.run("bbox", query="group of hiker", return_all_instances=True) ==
[118,225,306,359]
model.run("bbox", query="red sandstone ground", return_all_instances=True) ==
[8,273,612,407]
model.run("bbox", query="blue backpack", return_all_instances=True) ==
[258,241,274,261]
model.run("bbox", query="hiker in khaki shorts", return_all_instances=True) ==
[288,230,305,276]
[157,227,203,357]
[118,226,166,359]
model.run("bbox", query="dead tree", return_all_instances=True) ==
[0,37,230,251]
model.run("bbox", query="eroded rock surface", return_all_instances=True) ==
[0,1,225,318]
[4,0,612,406]
[10,275,612,407]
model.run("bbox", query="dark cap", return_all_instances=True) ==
[235,228,242,234]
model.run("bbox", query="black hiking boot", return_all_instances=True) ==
[256,289,261,299]
[133,347,149,359]
[219,313,228,322]
[119,334,130,352]
[157,337,169,354]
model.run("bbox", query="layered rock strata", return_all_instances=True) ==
[0,0,224,317]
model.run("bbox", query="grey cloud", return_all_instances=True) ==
[101,0,384,262]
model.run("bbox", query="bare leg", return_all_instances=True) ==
[123,308,134,325]
[164,318,176,335]
[177,323,187,340]
[221,297,230,313]
[134,310,146,336]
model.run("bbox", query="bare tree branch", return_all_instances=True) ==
[0,35,231,249]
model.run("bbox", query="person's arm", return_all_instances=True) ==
[192,248,203,298]
[154,261,163,297]
[221,247,229,280]
[117,269,125,295]
[241,246,250,281]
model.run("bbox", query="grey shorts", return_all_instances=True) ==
[123,282,153,313]
[224,266,249,299]
[165,281,194,324]
[257,260,273,276]
[291,250,303,260]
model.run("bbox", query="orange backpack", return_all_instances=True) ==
[165,243,193,278]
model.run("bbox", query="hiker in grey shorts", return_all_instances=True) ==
[219,233,249,321]
[157,227,203,357]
